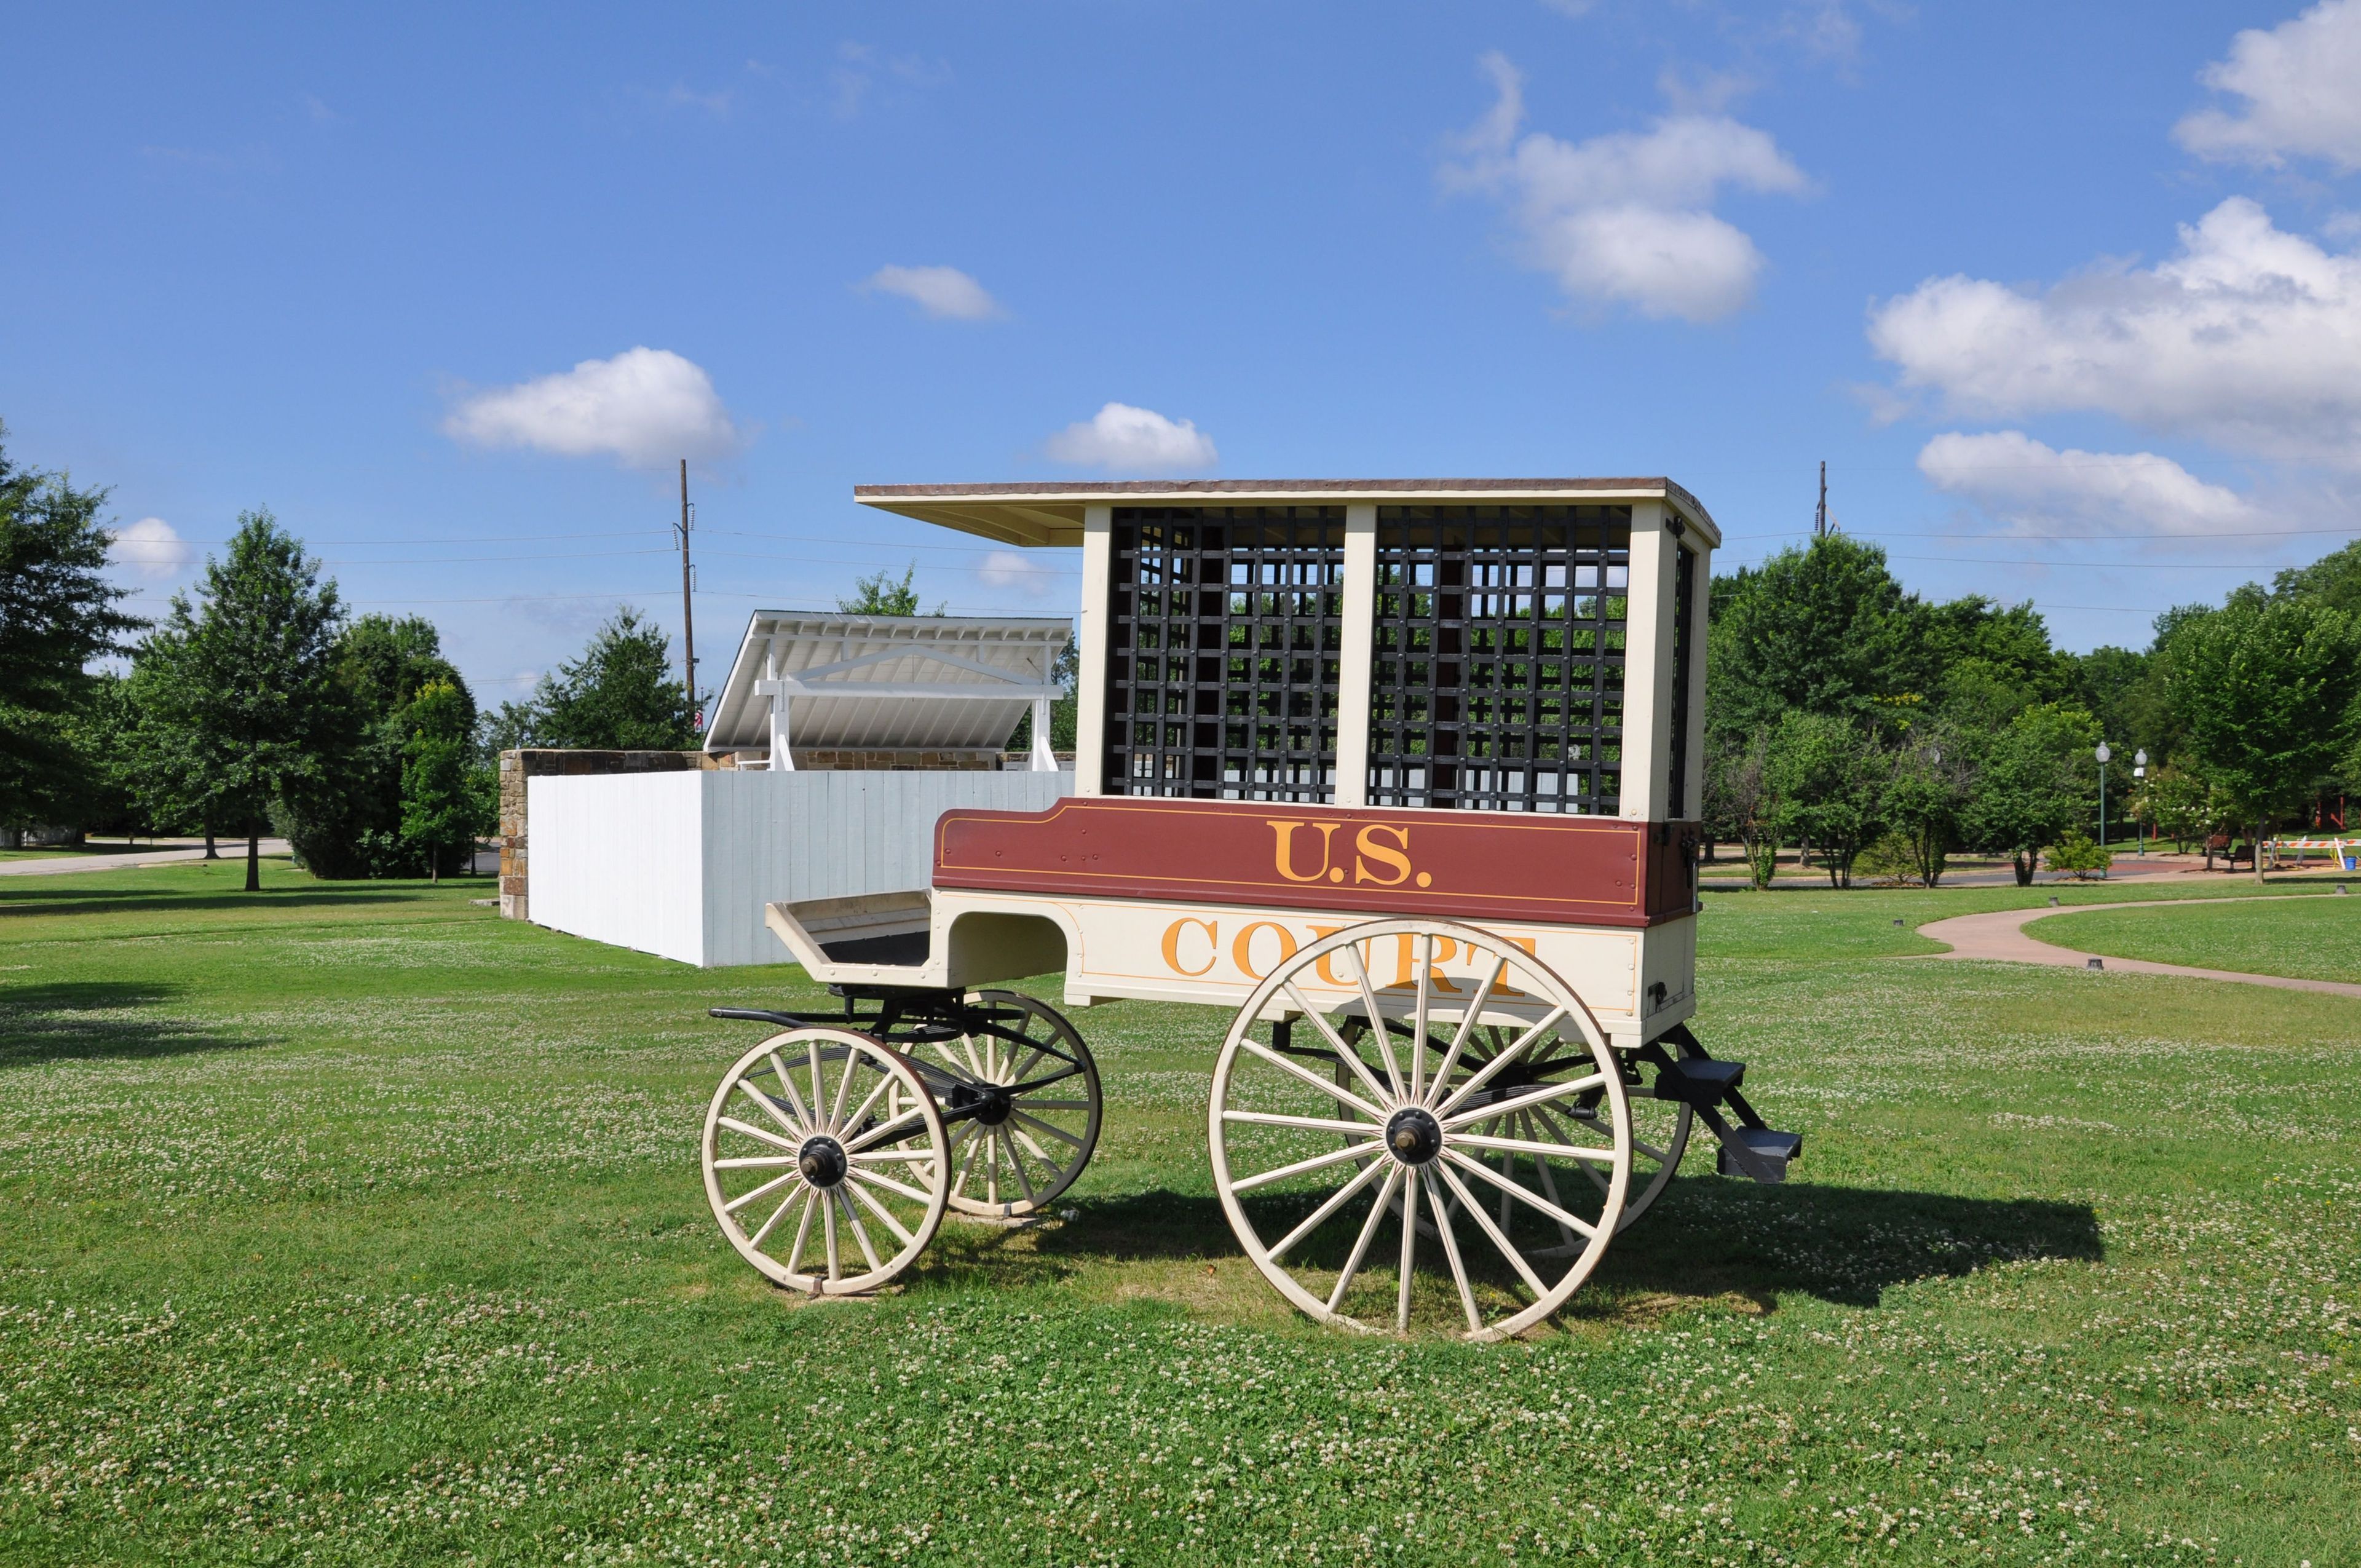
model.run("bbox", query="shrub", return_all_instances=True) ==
[2046,831,2114,879]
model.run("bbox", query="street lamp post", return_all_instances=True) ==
[2096,743,2112,874]
[2133,749,2148,857]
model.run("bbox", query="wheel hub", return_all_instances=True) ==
[948,1080,1014,1126]
[1383,1106,1443,1166]
[796,1134,848,1188]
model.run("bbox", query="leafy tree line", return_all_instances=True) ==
[0,428,709,884]
[1704,534,2361,888]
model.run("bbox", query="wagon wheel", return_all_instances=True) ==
[1209,919,1630,1340]
[1335,1029,1691,1240]
[905,992,1102,1220]
[702,1029,951,1294]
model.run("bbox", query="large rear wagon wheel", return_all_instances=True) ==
[1209,919,1631,1340]
[702,1029,950,1295]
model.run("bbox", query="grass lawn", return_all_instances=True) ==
[2,863,2355,1566]
[2025,893,2361,984]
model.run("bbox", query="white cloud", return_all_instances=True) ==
[1043,403,1217,474]
[443,347,741,469]
[111,517,190,579]
[1916,432,2256,537]
[1442,52,1808,322]
[860,264,1002,321]
[2175,0,2361,171]
[1867,198,2361,466]
[978,550,1058,596]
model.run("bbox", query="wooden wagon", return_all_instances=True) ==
[702,480,1797,1339]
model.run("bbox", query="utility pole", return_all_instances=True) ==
[677,459,697,724]
[1814,461,1828,539]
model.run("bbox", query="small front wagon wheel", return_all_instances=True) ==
[702,1029,950,1294]
[1209,919,1631,1340]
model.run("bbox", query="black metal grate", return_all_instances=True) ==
[1102,507,1345,801]
[1367,505,1631,814]
[1667,539,1696,818]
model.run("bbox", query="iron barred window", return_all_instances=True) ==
[1102,506,1345,801]
[1666,539,1696,818]
[1366,505,1631,814]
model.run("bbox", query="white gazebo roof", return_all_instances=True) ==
[703,611,1071,758]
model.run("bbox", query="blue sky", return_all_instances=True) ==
[7,1,2359,707]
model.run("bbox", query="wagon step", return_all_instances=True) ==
[1653,1055,1745,1105]
[1712,1126,1803,1182]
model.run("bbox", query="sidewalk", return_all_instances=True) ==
[1909,894,2361,999]
[0,839,293,877]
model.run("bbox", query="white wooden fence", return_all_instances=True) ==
[527,769,1074,968]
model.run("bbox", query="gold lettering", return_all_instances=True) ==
[1389,931,1462,993]
[1267,819,1342,883]
[1231,921,1299,981]
[1488,935,1540,999]
[1160,917,1219,978]
[1352,823,1413,886]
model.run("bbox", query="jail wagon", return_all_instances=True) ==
[702,478,1797,1339]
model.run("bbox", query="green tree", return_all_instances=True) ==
[2162,593,2358,884]
[2271,537,2361,617]
[2131,764,2213,854]
[0,426,141,839]
[129,511,347,890]
[280,615,472,877]
[1006,636,1080,757]
[527,607,698,750]
[1882,730,1972,887]
[1704,727,1780,889]
[837,562,944,617]
[400,679,491,882]
[1765,710,1886,888]
[1706,536,1918,748]
[1957,703,2100,887]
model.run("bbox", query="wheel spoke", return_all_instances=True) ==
[1010,1108,1086,1149]
[950,1120,986,1195]
[846,1166,936,1205]
[840,1106,928,1156]
[1001,1130,1038,1205]
[844,1176,917,1248]
[1423,953,1506,1107]
[1220,1109,1382,1135]
[1268,1157,1391,1259]
[737,1074,804,1139]
[1425,1162,1484,1333]
[724,1165,803,1216]
[1442,1147,1598,1240]
[1394,1168,1420,1331]
[746,1186,803,1249]
[1441,1073,1606,1131]
[827,1046,860,1132]
[1451,1129,1618,1162]
[1433,1158,1551,1299]
[837,1189,884,1273]
[1325,1165,1404,1313]
[716,1115,800,1153]
[767,1050,817,1131]
[1434,1009,1570,1117]
[1232,1139,1388,1195]
[848,1147,941,1164]
[783,1189,819,1275]
[1345,943,1407,1101]
[1518,1112,1581,1251]
[1281,983,1396,1113]
[1011,1125,1057,1166]
[821,1187,841,1280]
[1410,933,1435,1101]
[713,1154,801,1170]
[1242,1035,1387,1123]
[841,1070,893,1139]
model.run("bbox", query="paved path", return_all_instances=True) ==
[0,840,291,877]
[1912,894,2361,999]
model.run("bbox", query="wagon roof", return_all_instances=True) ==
[703,610,1072,756]
[853,477,1720,549]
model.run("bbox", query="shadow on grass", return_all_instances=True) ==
[0,884,465,922]
[923,1178,2100,1315]
[0,981,275,1066]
